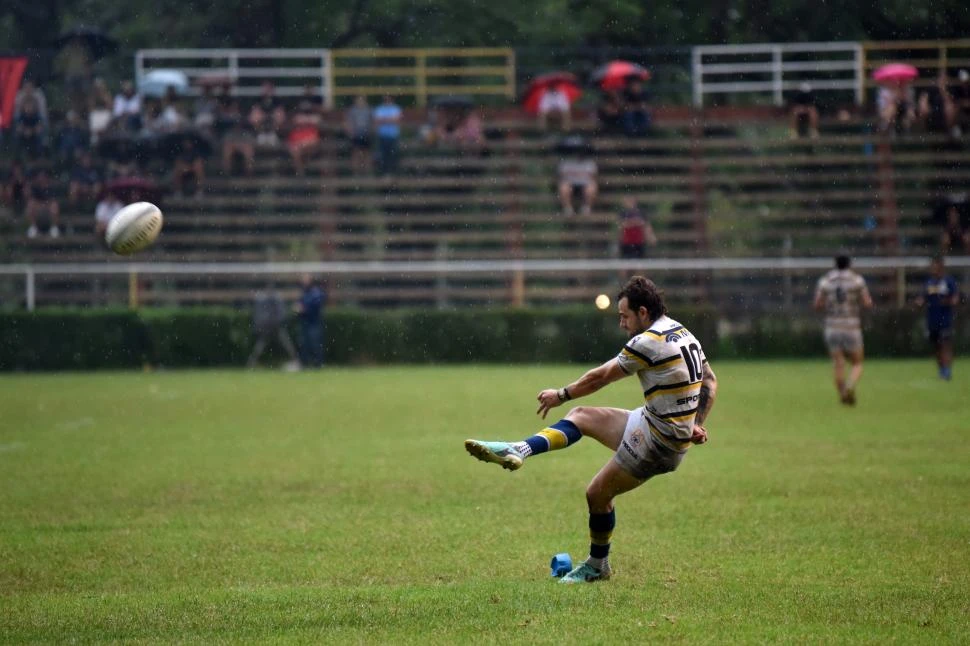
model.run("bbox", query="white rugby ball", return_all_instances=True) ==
[105,202,164,255]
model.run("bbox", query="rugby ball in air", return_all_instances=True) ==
[106,202,164,255]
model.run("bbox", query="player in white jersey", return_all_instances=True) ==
[813,255,873,405]
[464,276,718,583]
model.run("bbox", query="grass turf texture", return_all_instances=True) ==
[1,361,968,644]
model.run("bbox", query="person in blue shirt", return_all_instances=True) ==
[916,256,960,380]
[295,274,326,368]
[372,95,402,176]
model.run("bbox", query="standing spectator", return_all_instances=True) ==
[249,81,287,146]
[286,100,322,176]
[113,81,143,132]
[941,205,970,255]
[247,288,300,370]
[373,95,402,176]
[14,98,46,158]
[789,83,820,139]
[69,151,102,206]
[538,83,572,132]
[25,168,61,239]
[94,190,124,241]
[88,79,114,144]
[617,197,657,258]
[217,98,256,176]
[345,95,372,175]
[173,136,205,197]
[56,110,90,166]
[949,69,970,135]
[295,274,326,368]
[622,78,651,137]
[877,84,915,134]
[557,148,598,216]
[14,80,49,130]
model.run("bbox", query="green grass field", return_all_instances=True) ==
[1,361,968,644]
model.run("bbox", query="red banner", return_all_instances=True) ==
[0,57,28,130]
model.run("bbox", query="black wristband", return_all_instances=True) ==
[562,387,572,401]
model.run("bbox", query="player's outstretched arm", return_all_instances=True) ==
[536,358,627,419]
[691,363,718,444]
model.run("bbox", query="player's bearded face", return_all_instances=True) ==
[618,297,650,338]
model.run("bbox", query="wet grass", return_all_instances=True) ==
[1,361,968,643]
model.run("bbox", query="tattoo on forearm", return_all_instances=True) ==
[696,383,715,425]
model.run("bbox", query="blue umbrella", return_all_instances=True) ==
[139,69,190,98]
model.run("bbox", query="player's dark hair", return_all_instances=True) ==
[835,255,851,270]
[618,276,667,320]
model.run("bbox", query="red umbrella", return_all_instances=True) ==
[872,63,918,85]
[521,72,582,114]
[105,176,161,202]
[591,60,651,91]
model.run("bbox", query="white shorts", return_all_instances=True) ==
[613,410,686,481]
[824,328,863,353]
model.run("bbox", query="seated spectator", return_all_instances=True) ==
[14,80,49,131]
[249,80,287,146]
[216,98,255,176]
[950,69,970,135]
[622,78,651,137]
[56,110,90,165]
[113,81,143,132]
[69,151,103,206]
[13,97,45,158]
[88,81,114,145]
[94,190,124,241]
[596,90,623,135]
[538,83,572,132]
[617,197,657,258]
[345,95,372,175]
[877,84,915,134]
[193,84,218,133]
[557,149,598,217]
[301,82,324,110]
[1,160,28,212]
[286,100,322,176]
[156,86,187,133]
[89,77,113,113]
[789,83,819,139]
[173,136,205,197]
[448,110,486,153]
[25,168,60,238]
[941,205,970,255]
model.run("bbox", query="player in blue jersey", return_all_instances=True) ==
[915,256,960,380]
[465,276,718,583]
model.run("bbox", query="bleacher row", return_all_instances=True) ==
[4,112,970,308]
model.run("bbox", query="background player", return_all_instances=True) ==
[915,256,960,380]
[464,276,717,584]
[814,255,873,405]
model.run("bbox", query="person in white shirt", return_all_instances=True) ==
[538,84,571,132]
[95,191,124,242]
[113,81,143,131]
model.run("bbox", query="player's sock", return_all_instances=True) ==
[586,509,615,571]
[521,419,582,457]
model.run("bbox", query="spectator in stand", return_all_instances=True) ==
[14,80,49,131]
[622,78,651,137]
[13,97,45,158]
[941,204,970,255]
[193,84,218,134]
[107,138,139,178]
[294,273,326,368]
[596,90,623,135]
[949,69,970,135]
[286,100,322,175]
[440,108,486,153]
[56,110,90,166]
[157,86,187,132]
[373,94,402,176]
[1,160,28,212]
[88,78,114,144]
[345,95,372,175]
[113,81,143,132]
[217,98,256,176]
[173,136,205,197]
[877,84,915,134]
[94,189,124,242]
[249,80,287,146]
[538,83,572,132]
[617,197,658,258]
[69,151,102,206]
[25,168,60,239]
[557,147,598,217]
[301,83,324,111]
[789,82,820,139]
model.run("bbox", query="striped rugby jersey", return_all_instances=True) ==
[616,315,707,443]
[815,269,870,332]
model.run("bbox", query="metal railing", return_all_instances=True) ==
[862,39,970,93]
[692,42,864,107]
[2,257,967,312]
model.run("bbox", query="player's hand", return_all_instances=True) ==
[690,424,708,445]
[536,389,563,419]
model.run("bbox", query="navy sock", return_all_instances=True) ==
[524,419,582,455]
[589,509,615,559]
